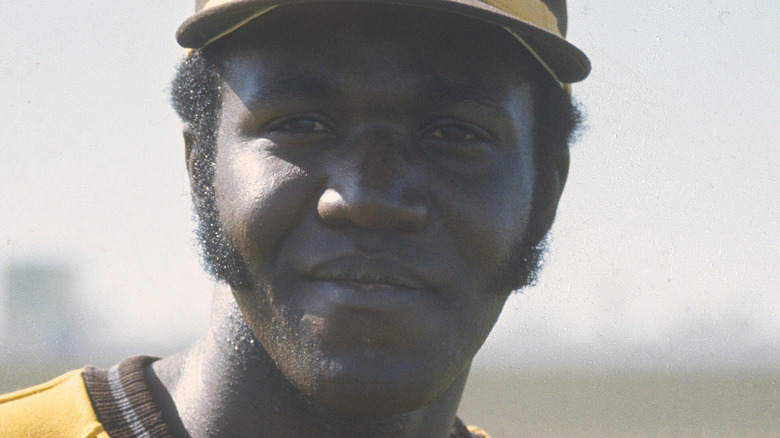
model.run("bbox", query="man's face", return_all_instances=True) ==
[203,3,545,416]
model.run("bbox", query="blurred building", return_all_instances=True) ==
[1,260,78,360]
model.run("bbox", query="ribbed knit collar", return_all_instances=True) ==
[82,356,175,438]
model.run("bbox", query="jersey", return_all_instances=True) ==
[0,356,491,437]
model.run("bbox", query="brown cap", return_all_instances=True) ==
[177,0,590,83]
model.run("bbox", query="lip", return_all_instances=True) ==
[301,254,432,310]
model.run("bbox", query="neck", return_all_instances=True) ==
[149,285,469,438]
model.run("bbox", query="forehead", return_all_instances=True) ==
[211,2,538,93]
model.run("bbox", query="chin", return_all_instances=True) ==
[300,352,464,416]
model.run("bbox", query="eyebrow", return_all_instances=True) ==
[420,77,508,113]
[244,72,509,116]
[247,74,339,107]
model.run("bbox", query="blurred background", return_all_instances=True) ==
[1,1,777,436]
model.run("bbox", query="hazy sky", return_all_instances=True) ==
[1,1,778,368]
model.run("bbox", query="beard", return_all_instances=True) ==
[188,144,255,289]
[194,207,254,288]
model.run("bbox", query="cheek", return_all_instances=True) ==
[213,143,318,270]
[438,155,535,288]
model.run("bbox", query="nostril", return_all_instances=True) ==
[396,203,428,232]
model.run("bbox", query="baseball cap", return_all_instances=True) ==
[177,0,591,84]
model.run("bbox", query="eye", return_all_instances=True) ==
[266,115,333,134]
[256,113,337,154]
[425,125,477,141]
[419,120,498,172]
[421,120,490,143]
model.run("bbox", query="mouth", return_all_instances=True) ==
[312,267,425,290]
[301,255,431,310]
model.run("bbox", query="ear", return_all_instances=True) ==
[528,148,570,246]
[183,125,196,180]
[183,125,209,215]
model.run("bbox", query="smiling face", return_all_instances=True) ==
[196,3,559,416]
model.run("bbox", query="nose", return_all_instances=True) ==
[317,128,429,232]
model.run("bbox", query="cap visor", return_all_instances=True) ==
[177,0,590,82]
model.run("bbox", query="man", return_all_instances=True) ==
[0,0,588,436]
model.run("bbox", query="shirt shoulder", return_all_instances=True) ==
[0,368,109,438]
[467,424,493,438]
[451,416,493,438]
